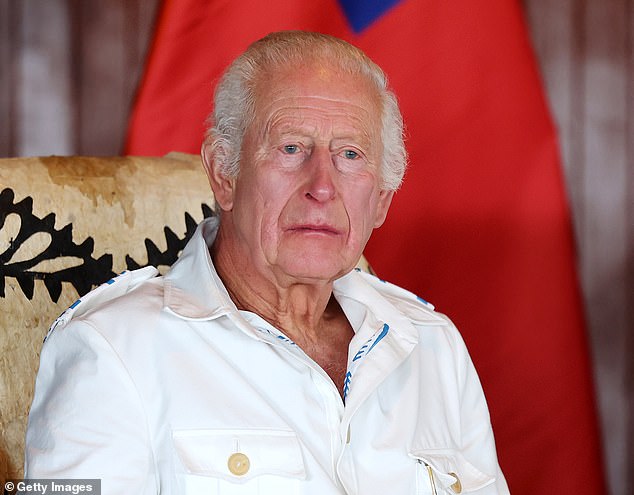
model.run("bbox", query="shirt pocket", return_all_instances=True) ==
[172,428,306,495]
[409,450,495,494]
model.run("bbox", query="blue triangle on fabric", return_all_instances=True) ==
[337,0,402,33]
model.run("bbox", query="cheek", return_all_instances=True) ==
[344,189,382,237]
[236,169,279,209]
[244,173,296,235]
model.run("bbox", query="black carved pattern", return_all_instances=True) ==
[125,203,214,270]
[0,187,212,303]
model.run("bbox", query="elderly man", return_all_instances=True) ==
[26,31,509,494]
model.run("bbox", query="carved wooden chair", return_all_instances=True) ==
[0,153,213,483]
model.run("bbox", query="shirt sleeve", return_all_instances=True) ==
[25,320,158,495]
[451,324,510,494]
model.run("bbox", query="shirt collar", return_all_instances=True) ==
[334,268,445,344]
[163,216,237,320]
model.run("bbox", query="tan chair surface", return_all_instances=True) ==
[0,153,214,483]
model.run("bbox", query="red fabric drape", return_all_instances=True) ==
[126,1,606,492]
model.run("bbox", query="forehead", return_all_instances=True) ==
[251,62,383,132]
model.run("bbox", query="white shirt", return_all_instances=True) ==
[26,217,509,494]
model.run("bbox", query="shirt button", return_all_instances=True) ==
[449,472,462,493]
[228,452,250,476]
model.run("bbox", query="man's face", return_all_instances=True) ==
[211,62,394,286]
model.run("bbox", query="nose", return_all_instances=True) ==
[304,148,336,202]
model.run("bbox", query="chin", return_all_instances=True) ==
[279,257,350,283]
[274,242,360,282]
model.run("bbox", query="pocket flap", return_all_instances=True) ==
[409,450,495,493]
[173,428,306,483]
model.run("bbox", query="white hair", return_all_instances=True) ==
[206,31,407,190]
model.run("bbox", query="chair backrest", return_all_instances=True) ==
[0,153,214,483]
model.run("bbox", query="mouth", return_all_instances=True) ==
[286,224,342,236]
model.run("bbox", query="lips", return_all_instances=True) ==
[285,223,342,235]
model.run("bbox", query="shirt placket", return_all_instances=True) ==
[242,312,349,488]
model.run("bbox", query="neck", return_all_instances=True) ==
[211,224,340,343]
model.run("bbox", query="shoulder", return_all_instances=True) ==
[351,270,480,375]
[46,266,162,341]
[349,268,450,324]
[340,269,468,351]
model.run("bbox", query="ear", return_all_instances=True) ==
[373,189,395,228]
[201,142,235,211]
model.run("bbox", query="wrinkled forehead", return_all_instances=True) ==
[251,60,383,124]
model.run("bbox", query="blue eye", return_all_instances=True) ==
[343,149,359,160]
[283,144,300,154]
